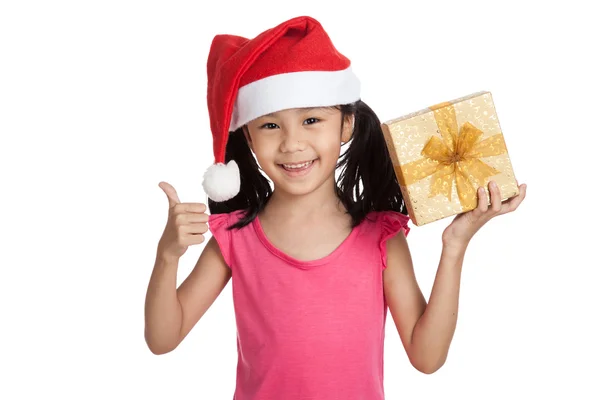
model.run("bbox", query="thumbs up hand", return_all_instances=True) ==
[157,181,209,260]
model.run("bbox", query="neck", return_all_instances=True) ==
[263,178,345,221]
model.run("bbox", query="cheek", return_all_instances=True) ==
[250,137,278,163]
[316,135,342,158]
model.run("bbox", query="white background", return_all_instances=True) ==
[1,0,598,398]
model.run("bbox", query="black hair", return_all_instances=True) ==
[207,100,407,229]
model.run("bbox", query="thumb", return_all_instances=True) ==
[158,181,181,208]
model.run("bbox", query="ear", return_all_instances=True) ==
[341,114,354,143]
[242,125,254,152]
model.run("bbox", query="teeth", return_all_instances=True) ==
[282,160,313,169]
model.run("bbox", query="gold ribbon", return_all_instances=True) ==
[396,101,508,211]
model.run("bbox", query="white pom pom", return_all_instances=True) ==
[202,160,241,202]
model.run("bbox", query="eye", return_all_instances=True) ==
[304,117,320,125]
[260,122,279,129]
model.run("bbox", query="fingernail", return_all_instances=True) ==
[491,181,498,189]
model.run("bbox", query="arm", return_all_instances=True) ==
[383,234,465,374]
[144,236,231,355]
[384,180,527,374]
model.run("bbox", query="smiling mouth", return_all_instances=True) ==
[279,159,316,171]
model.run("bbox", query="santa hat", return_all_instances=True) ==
[201,16,361,202]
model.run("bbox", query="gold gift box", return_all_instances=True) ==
[381,91,519,226]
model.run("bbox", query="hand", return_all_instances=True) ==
[442,180,527,249]
[157,182,209,260]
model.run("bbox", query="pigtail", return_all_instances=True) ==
[337,101,407,227]
[207,128,272,229]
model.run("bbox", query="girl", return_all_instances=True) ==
[144,16,527,399]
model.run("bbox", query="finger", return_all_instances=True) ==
[477,186,489,213]
[179,231,206,247]
[469,187,487,220]
[159,182,181,208]
[173,202,207,214]
[174,212,209,225]
[500,183,527,214]
[181,222,209,235]
[185,234,206,245]
[489,180,502,213]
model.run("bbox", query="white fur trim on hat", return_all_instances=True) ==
[229,66,360,132]
[202,160,240,202]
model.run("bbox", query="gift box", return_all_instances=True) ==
[381,91,520,226]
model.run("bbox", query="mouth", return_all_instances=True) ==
[278,159,317,176]
[278,160,315,171]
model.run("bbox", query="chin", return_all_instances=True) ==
[279,184,319,197]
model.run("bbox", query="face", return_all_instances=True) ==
[243,107,354,197]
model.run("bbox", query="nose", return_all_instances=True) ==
[279,126,308,153]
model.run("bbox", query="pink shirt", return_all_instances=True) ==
[208,210,410,400]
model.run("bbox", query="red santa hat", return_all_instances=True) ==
[202,16,361,202]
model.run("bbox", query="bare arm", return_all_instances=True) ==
[176,236,231,343]
[384,181,527,374]
[408,244,464,372]
[145,181,234,354]
[144,236,231,355]
[383,232,465,374]
[144,250,183,355]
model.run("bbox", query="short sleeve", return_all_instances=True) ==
[208,213,233,269]
[379,211,411,270]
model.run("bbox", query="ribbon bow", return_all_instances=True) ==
[397,101,508,210]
